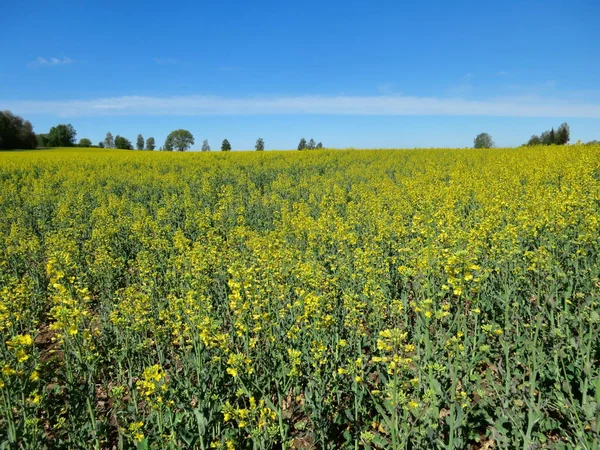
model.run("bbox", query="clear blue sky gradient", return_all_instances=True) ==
[1,0,599,149]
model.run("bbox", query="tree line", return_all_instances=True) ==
[472,123,600,149]
[525,123,571,146]
[6,110,600,152]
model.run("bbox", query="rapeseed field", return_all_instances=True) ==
[1,146,599,449]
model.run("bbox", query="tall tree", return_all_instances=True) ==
[202,139,211,151]
[307,138,316,150]
[114,135,133,149]
[145,137,155,150]
[136,134,144,150]
[0,111,37,149]
[221,139,231,151]
[549,128,556,144]
[297,138,307,150]
[47,124,77,147]
[540,130,553,145]
[104,132,114,148]
[316,142,323,149]
[473,133,494,149]
[37,134,49,148]
[556,123,570,145]
[165,129,194,151]
[255,138,265,151]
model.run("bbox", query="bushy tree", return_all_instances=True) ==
[114,135,133,150]
[136,134,144,150]
[37,134,49,148]
[307,139,316,150]
[540,130,553,145]
[104,132,114,148]
[316,142,323,149]
[535,123,570,146]
[297,138,307,150]
[202,139,211,151]
[221,139,231,151]
[145,137,155,150]
[47,124,77,147]
[527,135,542,146]
[78,138,92,147]
[255,138,264,151]
[0,111,37,150]
[474,133,494,149]
[556,123,570,145]
[165,129,194,151]
[98,141,105,148]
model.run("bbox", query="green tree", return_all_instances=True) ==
[255,138,265,151]
[165,129,194,151]
[104,132,114,148]
[136,134,144,150]
[202,139,211,151]
[473,133,494,148]
[37,134,49,148]
[98,141,105,148]
[555,123,570,145]
[540,130,553,145]
[114,135,133,149]
[0,111,37,149]
[221,139,231,151]
[145,137,155,150]
[527,135,542,146]
[316,142,323,149]
[549,128,556,144]
[307,138,316,150]
[297,138,307,150]
[47,124,77,147]
[78,138,92,147]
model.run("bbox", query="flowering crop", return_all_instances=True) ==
[0,145,599,448]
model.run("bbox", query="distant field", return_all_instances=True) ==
[1,146,599,449]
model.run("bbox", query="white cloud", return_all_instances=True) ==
[4,94,600,118]
[27,56,73,68]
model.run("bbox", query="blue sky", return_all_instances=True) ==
[1,0,599,149]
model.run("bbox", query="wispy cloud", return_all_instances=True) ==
[447,73,476,96]
[28,56,73,68]
[4,94,600,118]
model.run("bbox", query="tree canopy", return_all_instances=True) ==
[297,138,307,150]
[104,132,114,149]
[0,111,37,150]
[145,137,155,151]
[221,139,232,151]
[47,124,77,147]
[115,135,133,150]
[165,129,194,151]
[527,122,570,146]
[255,138,264,151]
[474,133,494,149]
[202,139,211,151]
[78,138,92,147]
[136,134,144,150]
